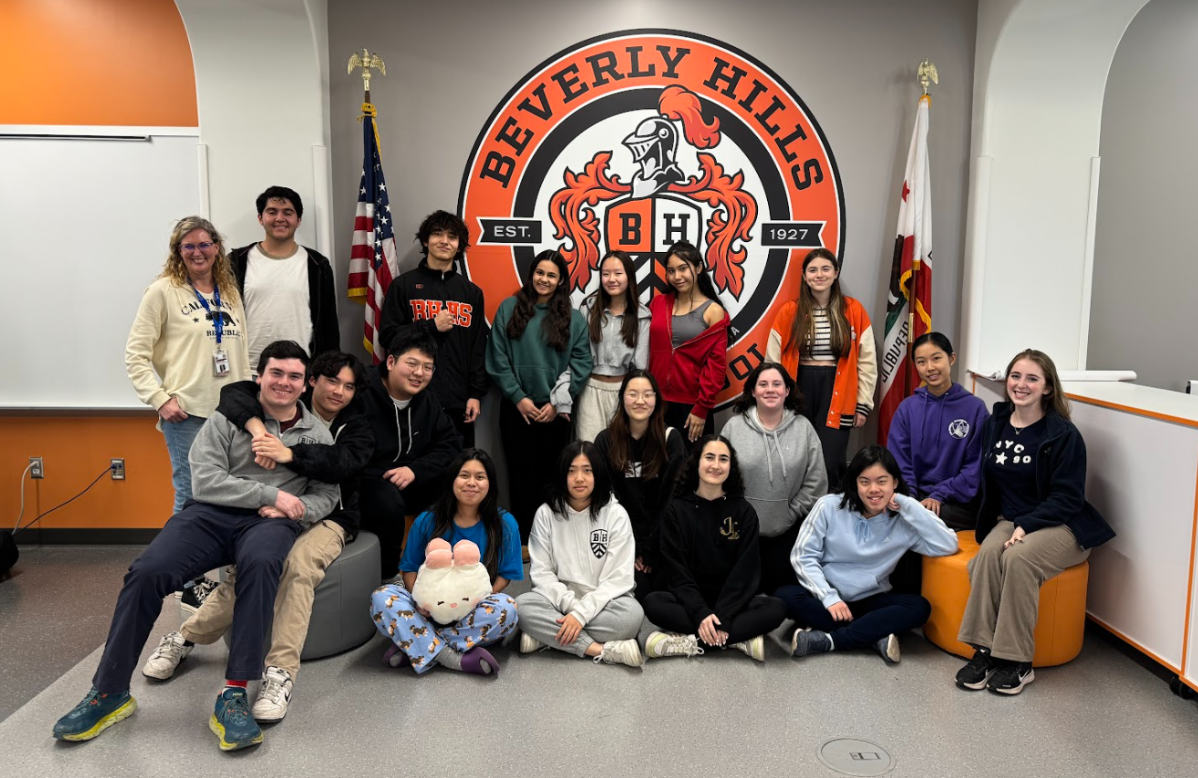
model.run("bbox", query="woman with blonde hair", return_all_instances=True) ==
[767,248,876,486]
[126,216,251,512]
[954,349,1115,695]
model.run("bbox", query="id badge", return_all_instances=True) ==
[213,349,231,376]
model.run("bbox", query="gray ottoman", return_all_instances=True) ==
[223,530,381,661]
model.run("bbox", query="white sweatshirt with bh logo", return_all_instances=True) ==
[528,498,636,627]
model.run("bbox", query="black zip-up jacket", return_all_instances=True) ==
[215,381,374,540]
[976,403,1115,549]
[361,362,462,484]
[230,243,340,359]
[378,260,489,411]
[656,492,762,626]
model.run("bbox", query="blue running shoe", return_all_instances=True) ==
[209,687,263,752]
[789,628,834,658]
[52,687,137,741]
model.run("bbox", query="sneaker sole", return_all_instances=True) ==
[988,669,1035,695]
[880,634,901,664]
[252,706,287,724]
[956,670,996,691]
[55,697,137,741]
[142,663,180,681]
[209,714,264,751]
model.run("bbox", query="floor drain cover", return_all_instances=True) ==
[817,738,896,776]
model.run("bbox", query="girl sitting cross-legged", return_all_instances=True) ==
[370,449,523,676]
[642,435,788,661]
[515,441,646,668]
[776,445,959,664]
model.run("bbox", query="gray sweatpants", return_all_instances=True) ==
[958,520,1090,663]
[515,591,644,657]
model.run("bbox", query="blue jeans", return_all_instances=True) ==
[161,415,206,512]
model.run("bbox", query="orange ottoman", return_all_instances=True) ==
[921,532,1090,667]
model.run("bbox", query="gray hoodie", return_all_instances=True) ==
[722,407,827,537]
[188,406,340,527]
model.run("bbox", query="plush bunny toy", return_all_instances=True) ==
[409,538,492,624]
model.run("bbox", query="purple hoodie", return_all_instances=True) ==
[887,383,989,504]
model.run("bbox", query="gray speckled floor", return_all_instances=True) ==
[3,547,1197,777]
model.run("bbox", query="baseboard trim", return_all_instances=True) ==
[15,528,160,545]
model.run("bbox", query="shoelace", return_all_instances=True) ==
[260,674,287,703]
[151,634,185,660]
[221,691,252,720]
[666,635,704,657]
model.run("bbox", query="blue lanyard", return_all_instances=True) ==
[188,281,223,345]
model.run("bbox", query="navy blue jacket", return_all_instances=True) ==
[976,403,1115,549]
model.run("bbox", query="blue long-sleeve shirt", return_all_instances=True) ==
[791,493,958,607]
[887,383,989,504]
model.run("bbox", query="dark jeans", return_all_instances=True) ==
[774,585,932,651]
[797,365,852,488]
[759,520,802,594]
[359,476,440,579]
[499,399,571,543]
[93,502,301,693]
[643,591,788,646]
[662,402,714,454]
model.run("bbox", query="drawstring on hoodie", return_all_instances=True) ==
[392,403,414,461]
[750,408,788,483]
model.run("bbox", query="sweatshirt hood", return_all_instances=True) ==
[741,407,798,483]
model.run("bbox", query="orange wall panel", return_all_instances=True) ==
[1,415,174,529]
[0,0,198,126]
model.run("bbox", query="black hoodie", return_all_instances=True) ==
[378,260,489,411]
[361,362,462,484]
[215,381,374,539]
[656,492,762,626]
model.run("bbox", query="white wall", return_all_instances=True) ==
[961,0,1150,376]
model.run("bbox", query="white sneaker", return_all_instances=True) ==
[519,632,545,654]
[595,639,645,668]
[252,666,293,723]
[731,635,765,662]
[142,631,192,680]
[644,631,705,659]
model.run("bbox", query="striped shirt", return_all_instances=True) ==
[800,307,836,361]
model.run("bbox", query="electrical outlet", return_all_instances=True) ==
[110,458,126,481]
[30,457,44,479]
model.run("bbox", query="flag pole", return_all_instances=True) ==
[910,58,938,355]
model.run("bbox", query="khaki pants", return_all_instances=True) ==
[957,519,1089,663]
[181,520,347,678]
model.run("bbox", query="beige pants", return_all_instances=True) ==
[957,519,1090,663]
[575,376,622,443]
[181,520,347,677]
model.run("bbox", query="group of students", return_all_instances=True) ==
[53,204,1115,752]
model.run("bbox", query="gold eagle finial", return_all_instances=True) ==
[917,58,939,96]
[348,48,386,95]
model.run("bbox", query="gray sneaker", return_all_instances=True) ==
[873,633,901,664]
[142,631,192,680]
[789,628,834,658]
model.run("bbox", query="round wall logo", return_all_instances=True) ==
[459,29,844,406]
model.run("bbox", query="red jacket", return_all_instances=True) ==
[648,294,729,420]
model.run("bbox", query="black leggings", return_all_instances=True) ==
[797,365,852,488]
[499,399,571,543]
[663,401,714,454]
[759,520,802,593]
[643,591,788,646]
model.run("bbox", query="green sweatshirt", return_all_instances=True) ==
[485,296,592,406]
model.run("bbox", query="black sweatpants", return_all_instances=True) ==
[93,502,301,693]
[359,476,440,579]
[775,585,931,651]
[797,365,852,488]
[643,591,788,646]
[499,399,571,543]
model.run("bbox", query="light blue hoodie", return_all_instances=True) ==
[791,493,958,606]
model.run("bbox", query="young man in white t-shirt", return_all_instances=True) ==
[230,186,339,371]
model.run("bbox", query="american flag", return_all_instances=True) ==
[346,108,398,362]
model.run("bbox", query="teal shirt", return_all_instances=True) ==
[485,296,592,405]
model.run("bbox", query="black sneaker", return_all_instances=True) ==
[955,647,997,690]
[789,628,834,658]
[987,661,1035,695]
[180,576,220,616]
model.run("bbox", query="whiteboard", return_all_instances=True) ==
[0,133,201,409]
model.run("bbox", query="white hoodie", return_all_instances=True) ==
[528,498,636,626]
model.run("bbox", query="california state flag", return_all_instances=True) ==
[877,95,933,444]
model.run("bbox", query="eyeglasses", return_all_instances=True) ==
[402,358,436,374]
[181,242,216,253]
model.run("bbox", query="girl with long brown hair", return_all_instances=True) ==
[486,250,593,542]
[767,247,877,486]
[594,370,687,599]
[954,349,1115,695]
[126,216,251,512]
[576,250,651,442]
